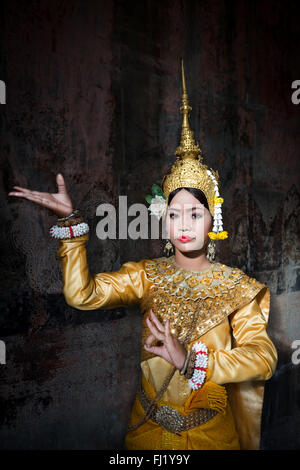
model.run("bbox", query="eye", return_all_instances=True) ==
[169,213,178,219]
[192,213,202,219]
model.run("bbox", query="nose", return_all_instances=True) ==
[180,218,191,232]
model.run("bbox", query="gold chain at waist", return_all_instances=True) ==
[139,386,218,434]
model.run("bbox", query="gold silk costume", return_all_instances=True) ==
[57,233,277,450]
[54,59,277,449]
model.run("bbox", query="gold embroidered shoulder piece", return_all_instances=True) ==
[140,255,267,361]
[144,255,245,300]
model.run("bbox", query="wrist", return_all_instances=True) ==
[57,209,82,227]
[57,209,77,219]
[179,349,190,374]
[50,210,89,239]
[184,349,197,379]
[188,341,208,390]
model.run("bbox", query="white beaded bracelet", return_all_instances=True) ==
[188,341,208,390]
[49,222,89,240]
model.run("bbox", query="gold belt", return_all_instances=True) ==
[139,386,218,434]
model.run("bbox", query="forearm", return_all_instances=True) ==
[57,233,147,310]
[203,291,278,385]
[208,335,278,385]
[57,233,114,310]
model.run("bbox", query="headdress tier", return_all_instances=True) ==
[161,59,228,240]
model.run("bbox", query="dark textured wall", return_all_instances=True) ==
[0,0,299,449]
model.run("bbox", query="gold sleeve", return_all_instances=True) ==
[208,287,278,385]
[56,233,150,310]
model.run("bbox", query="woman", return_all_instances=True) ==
[8,61,277,450]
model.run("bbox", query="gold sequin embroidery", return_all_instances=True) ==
[144,255,244,300]
[141,256,267,362]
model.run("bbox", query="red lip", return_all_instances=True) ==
[178,236,193,243]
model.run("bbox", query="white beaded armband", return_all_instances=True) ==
[49,222,89,240]
[188,341,208,390]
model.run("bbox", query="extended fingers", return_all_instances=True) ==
[10,186,29,193]
[15,191,44,204]
[8,186,29,196]
[9,187,42,198]
[150,309,165,332]
[165,319,171,337]
[8,190,52,210]
[146,316,165,341]
[8,190,37,200]
[164,319,176,347]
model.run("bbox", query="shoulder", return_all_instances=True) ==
[222,263,268,290]
[120,256,166,270]
[118,257,174,282]
[220,263,271,319]
[120,258,268,297]
[116,258,157,277]
[120,258,155,269]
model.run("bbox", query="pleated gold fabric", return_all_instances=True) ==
[124,371,240,450]
[57,233,278,450]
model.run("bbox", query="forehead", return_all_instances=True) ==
[169,189,204,207]
[168,203,205,212]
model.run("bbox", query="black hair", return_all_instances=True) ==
[167,187,210,212]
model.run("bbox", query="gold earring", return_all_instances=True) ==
[164,239,174,257]
[206,240,216,262]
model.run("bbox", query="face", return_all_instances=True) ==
[163,189,213,253]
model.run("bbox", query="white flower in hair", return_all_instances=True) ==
[145,184,167,220]
[148,195,167,219]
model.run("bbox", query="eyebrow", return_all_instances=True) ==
[168,206,204,212]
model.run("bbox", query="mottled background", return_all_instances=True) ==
[0,0,299,449]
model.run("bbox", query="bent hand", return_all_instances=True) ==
[8,173,74,217]
[144,308,186,370]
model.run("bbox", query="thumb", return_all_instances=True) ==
[56,173,67,194]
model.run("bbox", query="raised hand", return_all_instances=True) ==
[144,308,187,370]
[8,173,74,217]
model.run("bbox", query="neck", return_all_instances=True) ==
[174,246,213,272]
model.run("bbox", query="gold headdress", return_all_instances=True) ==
[161,59,228,240]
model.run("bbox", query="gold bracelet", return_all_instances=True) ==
[57,210,83,227]
[57,216,84,227]
[184,349,197,379]
[57,209,80,221]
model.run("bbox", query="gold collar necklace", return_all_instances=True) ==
[144,255,244,301]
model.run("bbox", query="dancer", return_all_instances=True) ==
[8,60,277,450]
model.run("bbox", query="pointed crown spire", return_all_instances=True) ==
[156,58,228,240]
[174,58,203,161]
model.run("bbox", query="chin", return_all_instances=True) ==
[174,241,205,253]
